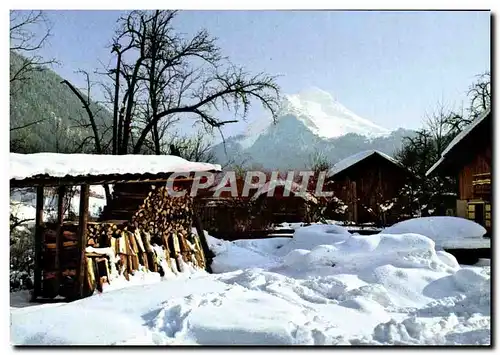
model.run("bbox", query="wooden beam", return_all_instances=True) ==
[192,210,213,273]
[76,184,90,298]
[352,181,358,224]
[31,186,44,302]
[9,172,215,188]
[55,185,66,293]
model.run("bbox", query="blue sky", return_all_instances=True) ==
[35,10,490,137]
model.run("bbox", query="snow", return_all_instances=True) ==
[237,87,390,147]
[327,150,401,178]
[426,108,491,176]
[10,223,490,345]
[382,217,490,250]
[284,87,390,139]
[10,153,221,181]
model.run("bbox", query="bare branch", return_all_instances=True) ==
[10,10,57,87]
[10,118,45,132]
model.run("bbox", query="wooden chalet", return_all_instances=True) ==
[326,150,409,226]
[426,109,492,235]
[10,153,221,302]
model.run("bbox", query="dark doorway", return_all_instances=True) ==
[474,203,485,226]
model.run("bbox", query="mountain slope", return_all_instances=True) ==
[10,51,113,153]
[212,88,414,170]
[282,87,390,138]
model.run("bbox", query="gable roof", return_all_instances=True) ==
[426,108,491,176]
[327,150,401,178]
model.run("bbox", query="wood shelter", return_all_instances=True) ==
[326,150,409,226]
[10,153,221,302]
[426,109,492,235]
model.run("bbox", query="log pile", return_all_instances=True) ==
[40,182,208,300]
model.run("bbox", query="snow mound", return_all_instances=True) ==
[382,217,489,249]
[206,235,280,273]
[283,249,311,268]
[275,224,350,256]
[232,238,290,256]
[282,230,455,274]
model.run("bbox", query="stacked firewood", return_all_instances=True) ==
[130,185,206,271]
[40,183,207,300]
[41,222,80,298]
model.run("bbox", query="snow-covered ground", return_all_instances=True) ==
[10,223,490,346]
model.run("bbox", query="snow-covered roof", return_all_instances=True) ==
[426,108,491,176]
[251,180,318,204]
[327,150,400,178]
[10,153,221,181]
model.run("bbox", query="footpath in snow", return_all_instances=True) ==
[11,222,491,346]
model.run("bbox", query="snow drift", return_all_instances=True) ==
[382,216,489,249]
[11,223,490,345]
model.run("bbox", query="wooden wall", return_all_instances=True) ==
[329,155,408,225]
[458,144,492,201]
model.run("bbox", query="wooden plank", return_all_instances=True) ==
[9,172,210,188]
[192,211,213,273]
[55,185,66,293]
[76,184,90,298]
[31,186,44,302]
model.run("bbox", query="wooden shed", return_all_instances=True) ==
[426,109,492,235]
[194,174,256,235]
[250,180,318,225]
[195,177,318,238]
[10,153,220,302]
[326,150,409,226]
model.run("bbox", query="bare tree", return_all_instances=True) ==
[424,101,458,156]
[443,71,491,133]
[10,10,56,87]
[61,71,104,154]
[61,70,113,202]
[467,71,491,120]
[68,10,280,156]
[396,102,460,217]
[307,149,332,173]
[169,130,217,163]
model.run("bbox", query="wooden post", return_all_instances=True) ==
[55,185,66,293]
[77,184,90,298]
[31,186,44,302]
[192,210,213,273]
[352,181,358,224]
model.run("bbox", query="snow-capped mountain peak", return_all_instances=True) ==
[238,87,390,149]
[281,87,390,139]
